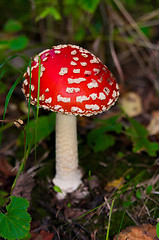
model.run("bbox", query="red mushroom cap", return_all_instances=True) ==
[22,44,119,116]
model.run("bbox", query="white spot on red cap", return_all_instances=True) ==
[54,105,62,110]
[71,50,77,55]
[54,45,62,49]
[54,50,61,54]
[34,56,39,62]
[98,76,103,83]
[57,95,70,102]
[45,97,52,103]
[23,79,28,86]
[39,94,45,101]
[116,83,119,89]
[69,45,80,49]
[39,49,50,56]
[90,93,97,100]
[43,57,48,62]
[99,92,106,100]
[112,90,117,98]
[45,88,49,92]
[85,104,100,110]
[93,68,100,75]
[81,53,88,58]
[27,67,30,76]
[40,65,45,77]
[73,69,80,74]
[42,105,49,110]
[66,87,80,93]
[84,70,91,75]
[59,67,68,76]
[70,61,77,66]
[73,57,79,61]
[90,57,99,64]
[87,80,98,89]
[103,87,110,95]
[80,62,87,66]
[31,85,34,91]
[68,77,86,84]
[107,78,113,85]
[23,72,27,78]
[71,107,83,113]
[107,99,113,105]
[102,106,107,111]
[32,62,39,70]
[76,95,89,102]
[58,108,64,113]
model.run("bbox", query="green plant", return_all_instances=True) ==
[0,196,31,240]
[87,113,159,157]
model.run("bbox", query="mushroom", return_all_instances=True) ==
[22,44,119,198]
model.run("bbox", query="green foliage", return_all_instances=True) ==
[9,35,28,51]
[0,196,31,240]
[53,185,62,194]
[146,185,152,194]
[156,222,159,239]
[135,189,142,199]
[87,113,159,157]
[36,6,61,22]
[19,112,55,150]
[87,115,122,152]
[78,0,100,13]
[125,117,159,157]
[0,190,8,207]
[3,19,22,32]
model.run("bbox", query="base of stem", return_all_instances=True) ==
[53,169,82,199]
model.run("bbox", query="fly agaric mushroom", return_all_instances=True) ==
[22,44,119,198]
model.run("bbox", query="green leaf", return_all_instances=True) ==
[125,117,159,156]
[146,185,152,194]
[4,19,22,32]
[0,40,10,50]
[156,222,159,239]
[53,185,62,193]
[36,7,61,21]
[74,27,85,41]
[87,115,122,152]
[9,35,29,51]
[136,189,142,199]
[87,129,115,152]
[18,113,55,149]
[78,0,100,13]
[0,196,31,240]
[96,115,122,134]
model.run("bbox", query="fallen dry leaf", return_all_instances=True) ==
[12,171,35,202]
[113,223,158,240]
[31,230,54,240]
[120,92,143,117]
[105,177,124,191]
[147,111,159,135]
[0,156,17,177]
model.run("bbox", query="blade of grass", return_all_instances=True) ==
[24,61,32,159]
[116,210,126,240]
[11,61,32,193]
[0,55,28,145]
[105,197,116,240]
[0,74,23,145]
[0,55,27,69]
[34,57,41,164]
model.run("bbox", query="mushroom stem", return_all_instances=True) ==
[53,113,82,197]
